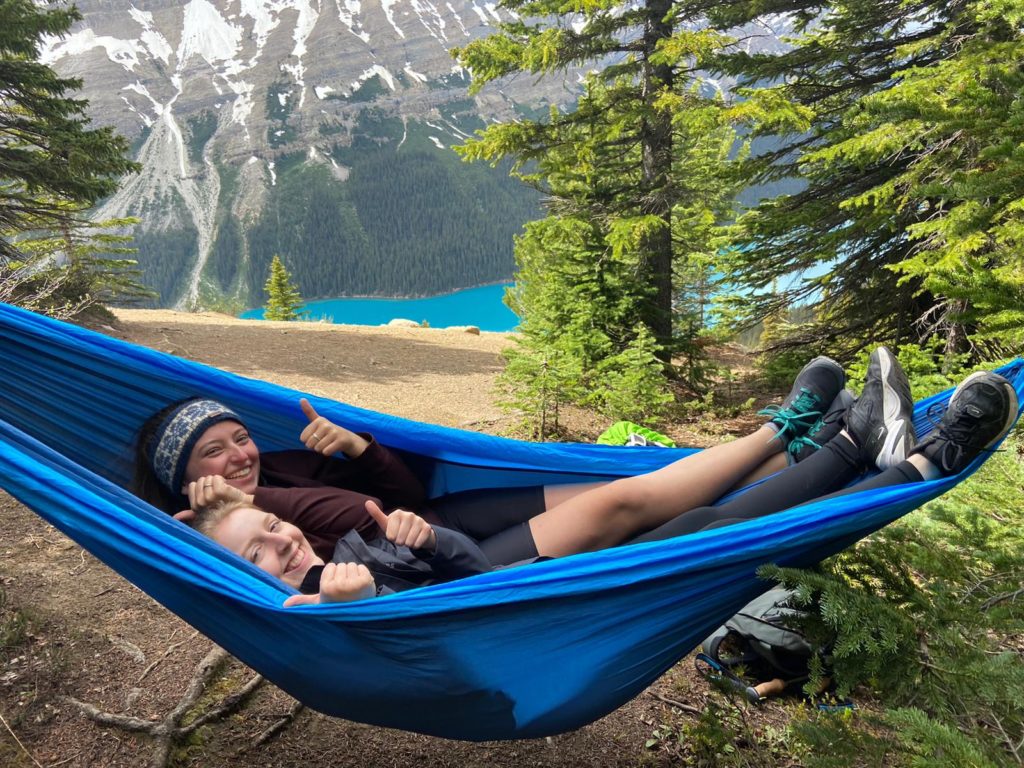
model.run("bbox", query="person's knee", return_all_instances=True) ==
[603,483,654,523]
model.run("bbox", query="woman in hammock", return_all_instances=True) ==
[135,351,847,563]
[187,363,1018,606]
[133,347,1014,567]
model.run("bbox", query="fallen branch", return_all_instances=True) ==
[0,709,44,768]
[243,700,306,753]
[981,587,1024,611]
[137,631,199,684]
[180,672,264,734]
[647,691,703,717]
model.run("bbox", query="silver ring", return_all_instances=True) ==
[312,432,321,440]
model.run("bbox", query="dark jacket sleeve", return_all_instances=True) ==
[256,438,429,560]
[411,526,493,581]
[306,527,494,595]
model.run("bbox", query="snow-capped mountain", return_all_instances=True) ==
[41,0,560,308]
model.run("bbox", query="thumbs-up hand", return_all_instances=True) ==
[299,398,369,458]
[282,562,377,606]
[366,500,437,553]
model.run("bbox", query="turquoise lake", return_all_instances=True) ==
[240,283,520,332]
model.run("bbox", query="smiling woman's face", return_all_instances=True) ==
[212,506,325,589]
[182,421,261,495]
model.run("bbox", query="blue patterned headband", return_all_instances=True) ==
[149,399,244,493]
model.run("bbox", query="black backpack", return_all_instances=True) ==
[701,585,819,682]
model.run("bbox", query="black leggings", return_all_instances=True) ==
[630,437,924,544]
[429,486,545,565]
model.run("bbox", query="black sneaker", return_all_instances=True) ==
[844,347,916,470]
[911,371,1018,476]
[759,356,846,445]
[788,389,855,463]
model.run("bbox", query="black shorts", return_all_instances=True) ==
[429,486,545,565]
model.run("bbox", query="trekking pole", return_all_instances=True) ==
[752,674,831,701]
[752,678,786,698]
[695,653,761,703]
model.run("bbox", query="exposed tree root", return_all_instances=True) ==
[64,645,268,768]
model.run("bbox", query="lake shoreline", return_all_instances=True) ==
[241,282,519,332]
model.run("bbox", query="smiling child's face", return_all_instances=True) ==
[211,506,324,589]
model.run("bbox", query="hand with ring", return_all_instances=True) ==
[299,398,370,458]
[184,474,253,513]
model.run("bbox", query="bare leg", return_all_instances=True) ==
[543,482,606,509]
[908,452,941,481]
[528,425,785,557]
[729,452,788,490]
[542,452,789,510]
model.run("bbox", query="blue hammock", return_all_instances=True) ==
[0,301,1021,740]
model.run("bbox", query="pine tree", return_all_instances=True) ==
[455,21,740,423]
[9,211,154,318]
[263,255,304,321]
[706,0,1024,359]
[0,0,139,260]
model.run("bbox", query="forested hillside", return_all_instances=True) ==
[134,110,540,308]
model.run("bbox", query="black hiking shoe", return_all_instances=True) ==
[911,371,1019,476]
[788,389,855,463]
[844,347,916,470]
[759,356,846,446]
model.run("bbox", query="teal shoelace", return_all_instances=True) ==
[758,388,823,444]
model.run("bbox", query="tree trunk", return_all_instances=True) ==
[639,0,674,361]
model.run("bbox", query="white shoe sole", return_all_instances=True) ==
[876,419,908,469]
[874,348,912,468]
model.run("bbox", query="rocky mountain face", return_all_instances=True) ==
[41,2,794,309]
[41,0,560,308]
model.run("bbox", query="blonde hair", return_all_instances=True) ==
[190,499,257,539]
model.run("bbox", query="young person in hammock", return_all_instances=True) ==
[134,347,1016,570]
[185,362,1017,606]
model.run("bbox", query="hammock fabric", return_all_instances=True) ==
[0,301,1021,740]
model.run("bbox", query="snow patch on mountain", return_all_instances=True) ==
[238,0,280,56]
[129,8,173,65]
[280,0,319,108]
[404,64,428,83]
[227,78,255,134]
[177,0,242,67]
[469,3,488,25]
[332,0,371,42]
[123,81,163,120]
[95,103,221,307]
[380,0,406,38]
[443,2,469,35]
[410,0,449,45]
[482,2,501,22]
[40,29,143,72]
[354,64,396,91]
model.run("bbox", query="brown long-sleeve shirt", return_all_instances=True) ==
[253,435,428,561]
